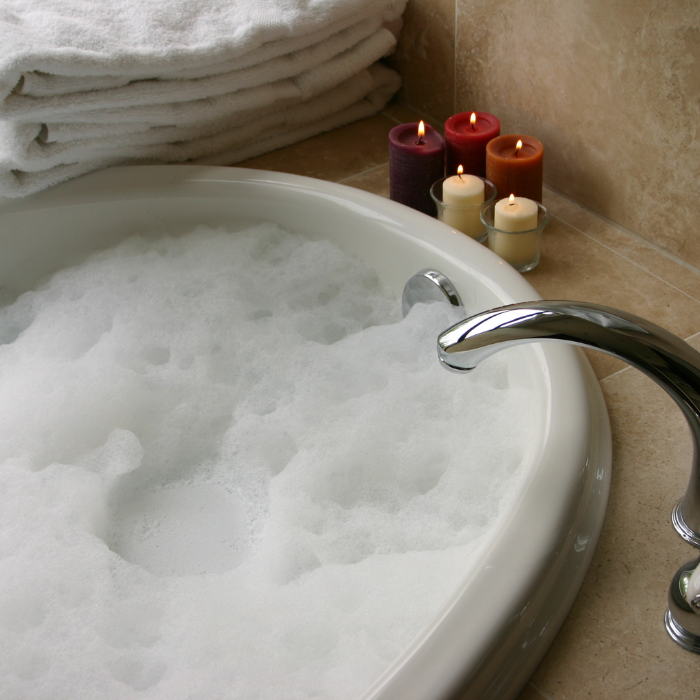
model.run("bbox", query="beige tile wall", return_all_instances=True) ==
[387,0,456,125]
[391,0,700,268]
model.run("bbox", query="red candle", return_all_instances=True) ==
[486,135,544,203]
[444,111,500,178]
[389,121,444,216]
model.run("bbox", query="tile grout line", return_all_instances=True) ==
[600,330,700,385]
[381,103,444,131]
[380,106,443,127]
[600,364,633,384]
[453,0,458,115]
[550,212,700,307]
[546,187,700,279]
[380,109,403,126]
[528,681,555,700]
[336,161,389,184]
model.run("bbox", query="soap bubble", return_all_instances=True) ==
[0,223,536,699]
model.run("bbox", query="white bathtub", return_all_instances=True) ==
[0,165,611,700]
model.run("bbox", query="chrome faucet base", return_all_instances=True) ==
[672,499,700,548]
[665,610,700,654]
[666,554,700,654]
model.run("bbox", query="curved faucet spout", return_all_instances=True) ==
[437,299,700,652]
[438,300,700,544]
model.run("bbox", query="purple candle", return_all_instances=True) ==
[389,121,444,216]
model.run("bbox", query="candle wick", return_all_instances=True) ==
[458,173,463,180]
[416,137,424,145]
[471,123,475,131]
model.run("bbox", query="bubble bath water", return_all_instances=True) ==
[0,223,536,699]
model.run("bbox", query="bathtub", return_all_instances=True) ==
[0,165,611,700]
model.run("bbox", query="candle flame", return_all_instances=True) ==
[515,139,523,153]
[509,194,516,205]
[457,165,464,176]
[415,120,426,145]
[470,113,476,130]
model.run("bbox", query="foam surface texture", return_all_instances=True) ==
[0,224,536,699]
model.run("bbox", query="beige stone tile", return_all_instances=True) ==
[340,163,391,198]
[387,0,456,124]
[522,217,700,380]
[454,0,700,268]
[578,348,627,382]
[237,114,395,183]
[530,336,700,698]
[543,188,700,304]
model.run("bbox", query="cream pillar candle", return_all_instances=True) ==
[441,167,485,239]
[491,195,539,265]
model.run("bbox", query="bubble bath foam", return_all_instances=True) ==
[0,223,536,699]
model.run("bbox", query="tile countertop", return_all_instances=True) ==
[239,104,700,699]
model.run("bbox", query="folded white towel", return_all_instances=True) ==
[0,0,408,199]
[1,26,397,167]
[14,8,404,98]
[4,28,396,129]
[0,63,400,198]
[2,64,397,171]
[200,65,400,166]
[1,0,406,99]
[1,27,397,148]
[1,15,392,120]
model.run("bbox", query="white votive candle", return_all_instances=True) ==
[491,195,539,265]
[441,170,484,239]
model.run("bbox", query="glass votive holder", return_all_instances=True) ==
[480,200,550,272]
[430,176,497,243]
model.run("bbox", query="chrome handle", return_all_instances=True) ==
[435,299,700,653]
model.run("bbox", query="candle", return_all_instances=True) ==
[485,134,544,202]
[389,121,444,216]
[444,111,500,178]
[440,165,485,238]
[491,195,539,266]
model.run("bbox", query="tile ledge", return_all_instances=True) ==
[528,681,555,700]
[381,102,445,131]
[337,162,388,184]
[544,185,700,281]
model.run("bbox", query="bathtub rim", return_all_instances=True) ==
[0,164,612,700]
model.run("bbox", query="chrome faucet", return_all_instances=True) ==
[436,299,700,653]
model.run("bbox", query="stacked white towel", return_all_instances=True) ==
[0,0,407,197]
